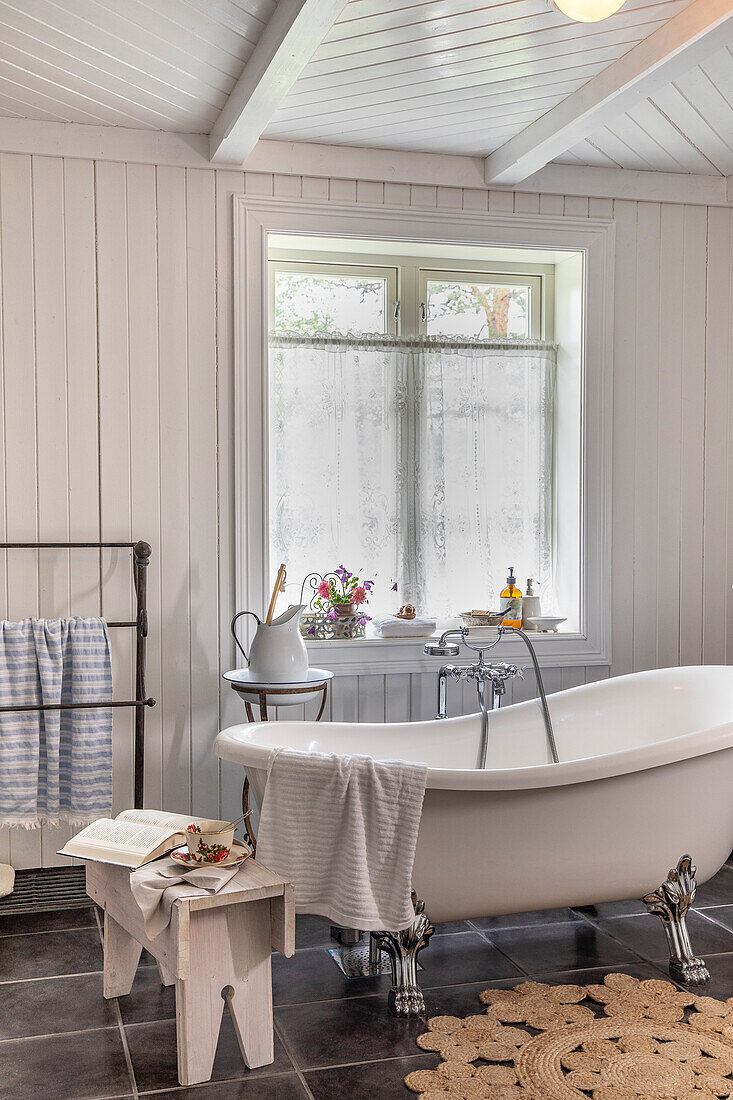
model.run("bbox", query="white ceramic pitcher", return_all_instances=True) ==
[231,605,309,683]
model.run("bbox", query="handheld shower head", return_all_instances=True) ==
[424,640,460,657]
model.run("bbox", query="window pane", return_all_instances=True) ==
[426,280,530,339]
[274,272,387,335]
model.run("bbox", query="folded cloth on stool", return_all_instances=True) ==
[256,747,428,932]
[130,858,243,938]
[371,615,436,638]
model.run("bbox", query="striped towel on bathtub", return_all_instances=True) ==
[0,618,113,828]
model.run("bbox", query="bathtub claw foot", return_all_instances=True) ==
[373,893,434,1018]
[643,854,710,987]
[670,957,711,985]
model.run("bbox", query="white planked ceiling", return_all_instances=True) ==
[260,0,697,155]
[0,0,274,131]
[556,43,733,174]
[0,0,731,176]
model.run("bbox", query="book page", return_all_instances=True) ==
[116,808,195,831]
[70,818,171,854]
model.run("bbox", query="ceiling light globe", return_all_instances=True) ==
[553,0,626,20]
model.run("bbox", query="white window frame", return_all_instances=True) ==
[234,195,615,673]
[418,269,542,340]
[268,259,399,335]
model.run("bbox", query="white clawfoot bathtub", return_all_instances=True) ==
[215,665,733,999]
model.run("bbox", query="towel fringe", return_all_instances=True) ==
[0,814,107,830]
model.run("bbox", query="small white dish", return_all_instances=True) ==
[170,841,250,868]
[527,616,567,633]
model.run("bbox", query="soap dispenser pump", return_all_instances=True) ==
[522,577,541,631]
[500,567,522,628]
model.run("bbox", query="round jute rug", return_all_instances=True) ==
[404,973,733,1099]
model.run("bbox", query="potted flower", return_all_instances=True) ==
[313,566,374,623]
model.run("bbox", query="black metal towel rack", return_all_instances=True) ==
[0,540,155,809]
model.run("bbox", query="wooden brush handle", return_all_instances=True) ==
[265,564,286,624]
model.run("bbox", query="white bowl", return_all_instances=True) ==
[527,616,567,632]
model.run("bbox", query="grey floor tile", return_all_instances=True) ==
[116,964,176,1025]
[0,927,103,981]
[696,867,733,908]
[0,1026,132,1100]
[125,1014,293,1092]
[295,915,337,949]
[273,944,391,1006]
[276,994,427,1070]
[419,930,521,988]
[0,905,96,937]
[305,1055,439,1098]
[143,1077,309,1099]
[0,972,117,1039]
[488,920,637,974]
[595,910,733,962]
[472,907,583,931]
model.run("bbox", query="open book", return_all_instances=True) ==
[58,809,227,869]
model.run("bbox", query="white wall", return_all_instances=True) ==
[0,155,731,867]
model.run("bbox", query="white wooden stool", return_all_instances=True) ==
[86,859,294,1086]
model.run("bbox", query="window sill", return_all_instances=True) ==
[305,630,608,675]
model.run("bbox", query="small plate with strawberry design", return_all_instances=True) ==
[170,841,251,868]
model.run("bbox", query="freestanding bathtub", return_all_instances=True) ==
[215,665,733,1010]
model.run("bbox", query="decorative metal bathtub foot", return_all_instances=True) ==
[642,854,711,985]
[373,893,434,1017]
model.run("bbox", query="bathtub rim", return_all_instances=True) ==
[214,715,733,793]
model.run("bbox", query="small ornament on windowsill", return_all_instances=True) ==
[394,604,416,620]
[298,567,374,640]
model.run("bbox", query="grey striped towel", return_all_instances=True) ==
[0,618,113,828]
[256,747,428,931]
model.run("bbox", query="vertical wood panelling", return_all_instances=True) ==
[702,207,732,664]
[632,202,661,672]
[0,160,732,867]
[156,165,191,814]
[126,162,163,810]
[32,156,74,866]
[0,154,41,869]
[95,161,134,823]
[185,168,220,820]
[215,168,246,826]
[678,205,708,666]
[655,204,684,669]
[610,200,637,678]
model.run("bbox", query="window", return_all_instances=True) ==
[235,199,614,667]
[267,244,574,626]
[270,260,397,336]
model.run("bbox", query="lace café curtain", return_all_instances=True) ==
[268,333,556,616]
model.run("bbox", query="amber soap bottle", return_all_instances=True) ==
[500,567,523,628]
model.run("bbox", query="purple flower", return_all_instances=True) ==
[327,608,338,621]
[307,626,316,637]
[391,582,398,592]
[334,565,351,583]
[364,580,374,592]
[358,615,371,625]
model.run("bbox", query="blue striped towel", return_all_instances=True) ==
[0,618,113,828]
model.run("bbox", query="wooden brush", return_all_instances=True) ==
[265,563,287,624]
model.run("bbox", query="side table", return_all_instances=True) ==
[222,666,334,850]
[86,858,294,1087]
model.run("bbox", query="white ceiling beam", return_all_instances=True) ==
[209,0,349,165]
[484,0,733,186]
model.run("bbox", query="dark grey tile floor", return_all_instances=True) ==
[3,860,733,1099]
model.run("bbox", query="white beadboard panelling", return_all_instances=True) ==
[0,0,269,132]
[565,45,733,175]
[0,156,732,867]
[156,165,192,813]
[266,0,694,153]
[126,161,163,809]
